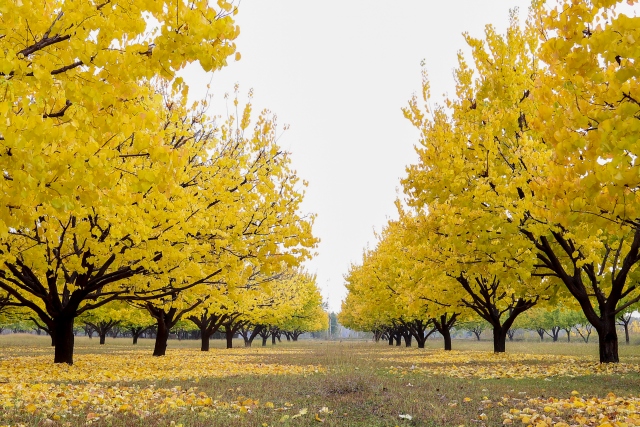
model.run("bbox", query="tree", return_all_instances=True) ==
[0,0,242,364]
[459,318,489,341]
[401,11,546,353]
[518,0,640,363]
[79,302,126,345]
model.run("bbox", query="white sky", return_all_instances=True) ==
[182,0,532,311]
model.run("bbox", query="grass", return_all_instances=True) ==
[1,334,640,426]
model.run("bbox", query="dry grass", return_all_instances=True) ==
[1,334,639,426]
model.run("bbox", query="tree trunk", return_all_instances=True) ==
[624,324,630,345]
[597,316,619,363]
[99,333,106,345]
[225,329,234,349]
[434,314,457,351]
[394,335,401,346]
[262,336,268,346]
[442,327,452,351]
[133,334,139,345]
[153,320,169,357]
[201,334,210,351]
[388,335,394,345]
[403,333,412,347]
[53,317,75,365]
[536,329,544,341]
[493,327,507,353]
[271,333,276,345]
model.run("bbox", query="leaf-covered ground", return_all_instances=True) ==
[1,335,640,426]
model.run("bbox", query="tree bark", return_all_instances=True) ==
[597,316,619,363]
[493,327,507,353]
[442,327,452,350]
[53,317,75,364]
[153,318,169,357]
[99,333,106,345]
[225,328,234,349]
[388,335,394,345]
[262,336,268,346]
[433,313,457,351]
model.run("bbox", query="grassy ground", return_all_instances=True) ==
[1,335,639,426]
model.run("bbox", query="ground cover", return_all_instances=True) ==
[1,335,639,426]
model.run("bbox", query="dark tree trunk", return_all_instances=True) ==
[388,335,394,345]
[99,333,106,345]
[563,328,571,342]
[546,326,560,342]
[271,333,276,345]
[394,334,401,346]
[133,335,139,345]
[521,227,640,363]
[262,336,268,346]
[624,324,630,345]
[225,328,234,349]
[433,313,458,351]
[402,332,412,347]
[473,329,482,341]
[536,329,545,341]
[153,318,170,357]
[53,317,75,365]
[597,316,619,363]
[455,274,536,354]
[442,327,452,350]
[241,325,262,347]
[493,327,507,353]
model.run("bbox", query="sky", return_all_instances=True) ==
[181,0,532,311]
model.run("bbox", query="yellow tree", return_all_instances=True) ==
[402,10,547,352]
[276,271,328,342]
[0,0,241,364]
[139,94,316,356]
[517,0,640,362]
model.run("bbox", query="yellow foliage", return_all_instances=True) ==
[0,348,323,419]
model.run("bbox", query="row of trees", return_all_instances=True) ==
[340,0,640,363]
[0,281,328,349]
[0,0,326,363]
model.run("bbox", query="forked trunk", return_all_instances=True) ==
[53,317,75,365]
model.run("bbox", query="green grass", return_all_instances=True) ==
[1,334,639,426]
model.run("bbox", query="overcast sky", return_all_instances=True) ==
[182,0,532,311]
